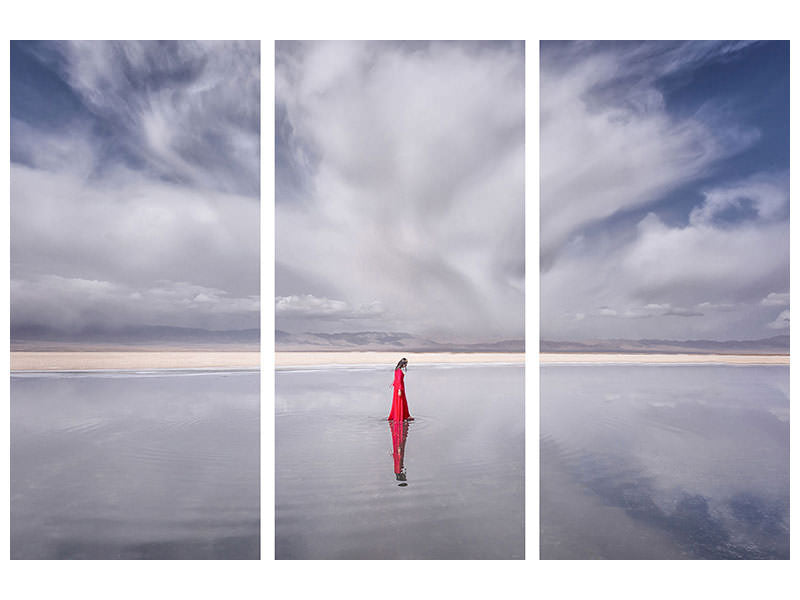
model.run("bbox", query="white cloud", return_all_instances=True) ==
[276,42,524,342]
[542,173,789,341]
[11,42,260,336]
[540,42,788,342]
[767,310,790,330]
[275,295,383,320]
[762,292,789,307]
[11,276,259,332]
[48,41,260,196]
[540,42,759,268]
[11,164,258,299]
[689,174,788,226]
[696,302,738,312]
[621,210,787,302]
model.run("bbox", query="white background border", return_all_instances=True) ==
[1,1,797,598]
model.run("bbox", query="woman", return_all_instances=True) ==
[387,357,413,421]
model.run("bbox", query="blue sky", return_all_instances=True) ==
[541,41,789,342]
[10,41,260,336]
[276,41,525,343]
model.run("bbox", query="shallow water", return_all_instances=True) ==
[11,370,260,559]
[540,365,789,559]
[276,364,524,559]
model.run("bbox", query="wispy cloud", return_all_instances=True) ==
[541,41,789,341]
[540,42,761,269]
[689,174,788,226]
[11,41,260,337]
[20,41,260,196]
[276,41,524,343]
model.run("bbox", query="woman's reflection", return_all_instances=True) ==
[389,419,410,486]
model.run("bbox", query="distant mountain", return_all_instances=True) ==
[14,324,522,352]
[276,330,524,352]
[11,324,259,350]
[540,335,789,355]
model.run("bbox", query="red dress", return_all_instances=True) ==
[388,368,411,421]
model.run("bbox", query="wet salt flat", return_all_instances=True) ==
[276,363,524,559]
[541,365,789,559]
[11,370,260,559]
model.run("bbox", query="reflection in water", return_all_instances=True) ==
[276,363,524,559]
[11,371,260,560]
[541,365,789,560]
[389,420,410,485]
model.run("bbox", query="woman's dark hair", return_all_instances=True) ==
[395,357,408,370]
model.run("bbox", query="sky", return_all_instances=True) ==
[276,41,525,344]
[540,41,789,342]
[11,41,260,338]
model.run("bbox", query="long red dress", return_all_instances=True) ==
[387,367,411,421]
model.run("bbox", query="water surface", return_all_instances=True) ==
[276,363,524,559]
[11,370,260,559]
[541,365,789,559]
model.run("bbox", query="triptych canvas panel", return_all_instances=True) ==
[8,40,789,562]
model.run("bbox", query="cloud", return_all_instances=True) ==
[11,276,259,332]
[662,308,704,318]
[275,294,384,320]
[540,42,788,341]
[767,310,789,330]
[697,302,738,312]
[689,174,788,226]
[540,41,760,269]
[543,178,789,340]
[22,41,260,196]
[276,42,524,342]
[11,41,260,337]
[621,205,787,303]
[617,304,704,319]
[761,292,789,307]
[11,165,258,295]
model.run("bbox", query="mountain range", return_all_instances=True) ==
[540,335,789,355]
[276,330,525,352]
[14,325,786,355]
[11,324,259,351]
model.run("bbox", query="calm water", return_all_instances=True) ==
[276,363,524,559]
[541,365,789,559]
[11,370,260,559]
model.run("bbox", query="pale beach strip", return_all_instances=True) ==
[540,353,789,365]
[10,351,260,372]
[276,351,524,368]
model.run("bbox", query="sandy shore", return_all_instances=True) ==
[13,350,783,370]
[276,351,525,368]
[540,353,789,365]
[11,351,260,371]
